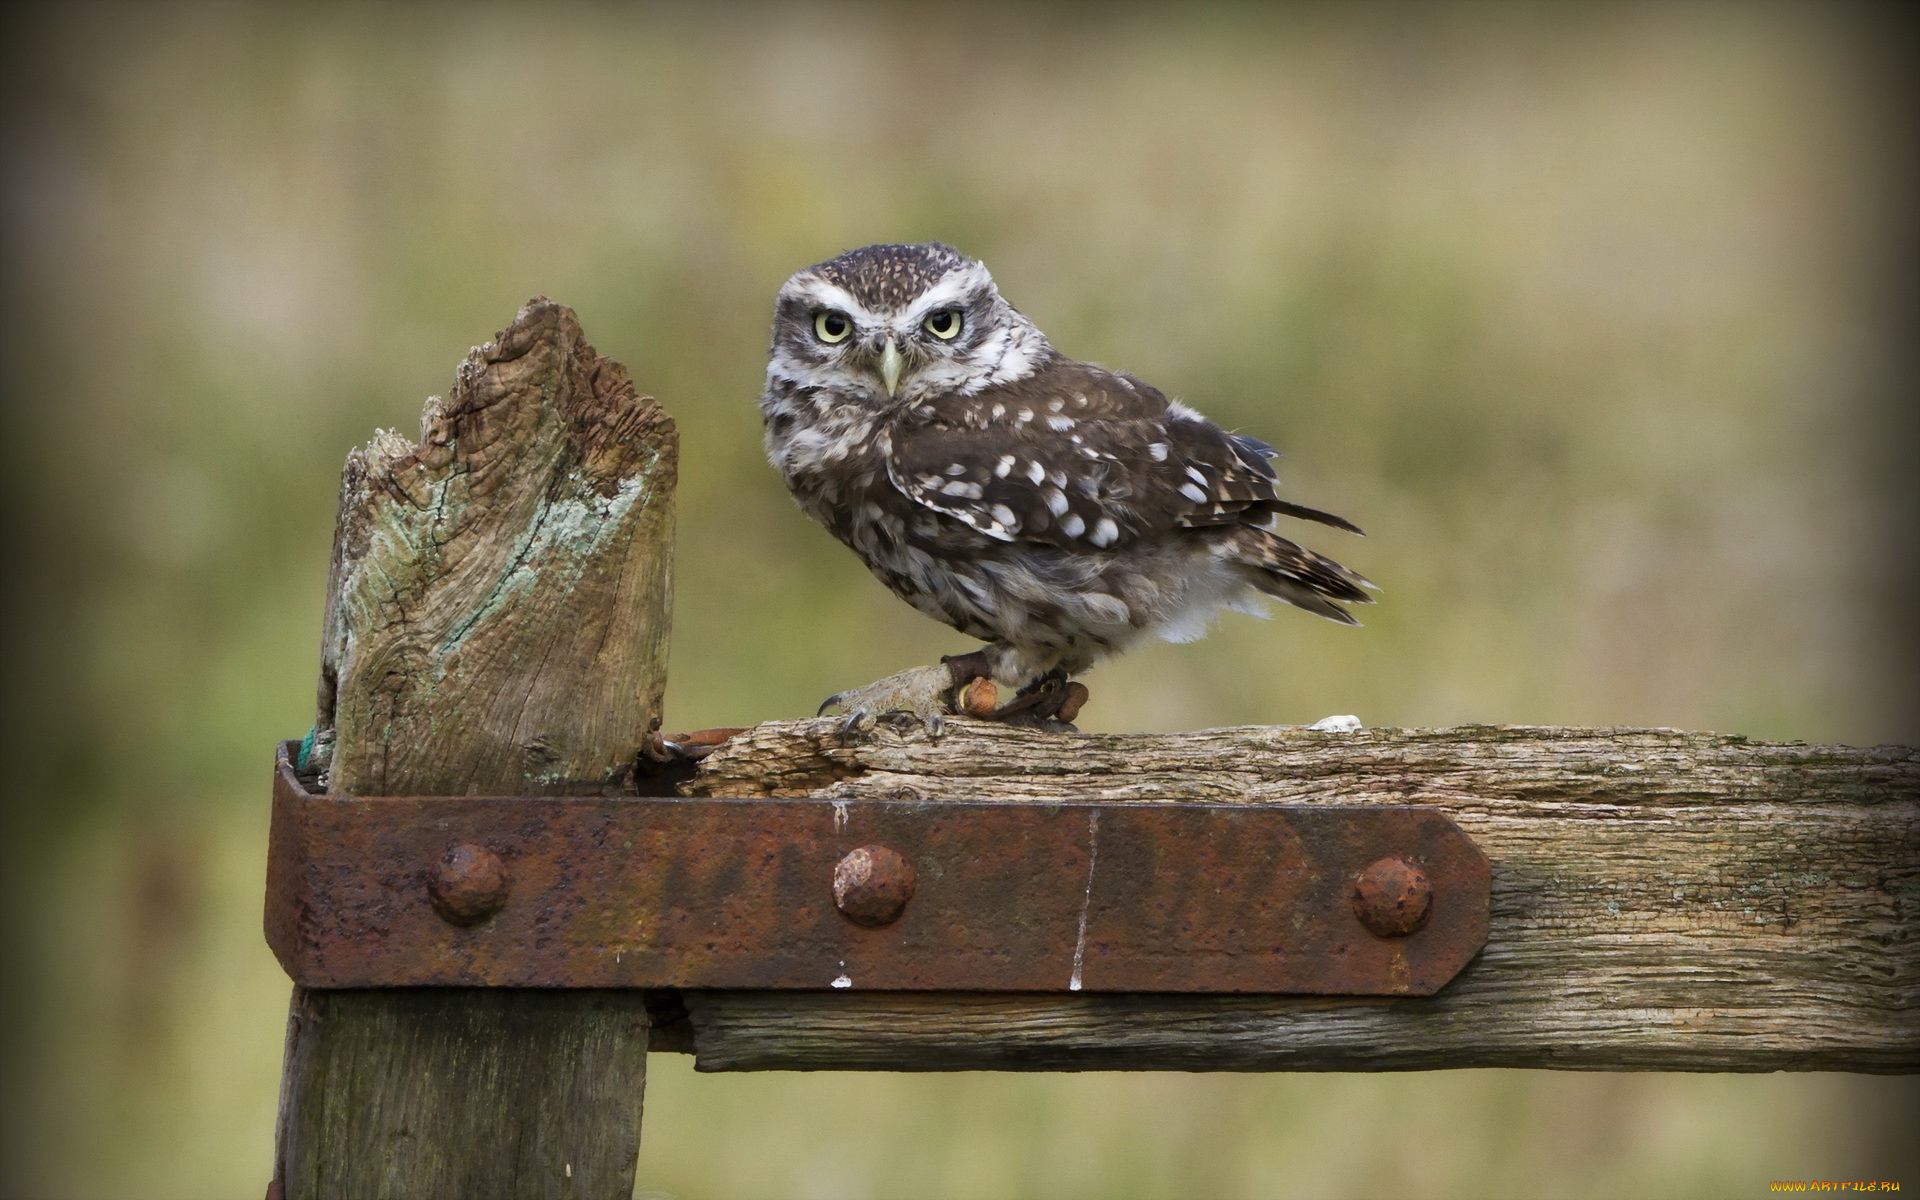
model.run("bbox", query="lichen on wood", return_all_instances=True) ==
[310,297,675,797]
[679,719,1920,1073]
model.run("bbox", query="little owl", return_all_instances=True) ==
[761,242,1372,729]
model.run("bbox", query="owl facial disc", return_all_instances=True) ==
[766,241,1050,404]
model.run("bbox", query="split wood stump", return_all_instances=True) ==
[269,299,1918,1200]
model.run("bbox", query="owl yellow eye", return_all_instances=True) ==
[923,309,963,340]
[814,311,852,343]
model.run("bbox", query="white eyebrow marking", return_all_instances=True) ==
[782,277,884,325]
[896,265,989,321]
[1091,517,1119,547]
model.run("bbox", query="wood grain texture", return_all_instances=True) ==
[310,297,675,797]
[680,719,1919,1073]
[276,300,673,1199]
[279,989,650,1200]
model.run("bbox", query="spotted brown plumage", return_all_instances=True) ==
[761,242,1373,726]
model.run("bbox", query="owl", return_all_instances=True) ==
[761,242,1372,729]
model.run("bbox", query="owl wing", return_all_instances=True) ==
[886,357,1361,550]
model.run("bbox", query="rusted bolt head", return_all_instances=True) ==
[1352,855,1433,937]
[832,844,917,927]
[429,843,509,926]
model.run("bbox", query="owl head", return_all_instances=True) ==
[767,242,1051,405]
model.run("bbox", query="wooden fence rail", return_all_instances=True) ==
[678,718,1919,1074]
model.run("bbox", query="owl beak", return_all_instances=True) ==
[878,337,905,398]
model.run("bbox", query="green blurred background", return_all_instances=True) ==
[2,4,1915,1198]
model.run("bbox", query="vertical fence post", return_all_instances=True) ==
[271,299,676,1200]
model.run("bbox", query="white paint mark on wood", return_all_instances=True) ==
[1307,714,1363,732]
[833,800,849,833]
[1069,810,1100,992]
[832,962,852,989]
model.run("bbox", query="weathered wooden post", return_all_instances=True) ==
[271,299,676,1199]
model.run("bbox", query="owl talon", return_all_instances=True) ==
[836,708,874,741]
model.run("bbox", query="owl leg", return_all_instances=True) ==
[816,652,996,739]
[816,648,1088,738]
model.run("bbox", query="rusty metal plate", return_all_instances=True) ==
[266,742,1489,994]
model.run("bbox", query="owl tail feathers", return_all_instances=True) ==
[1238,529,1377,626]
[1259,498,1366,536]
